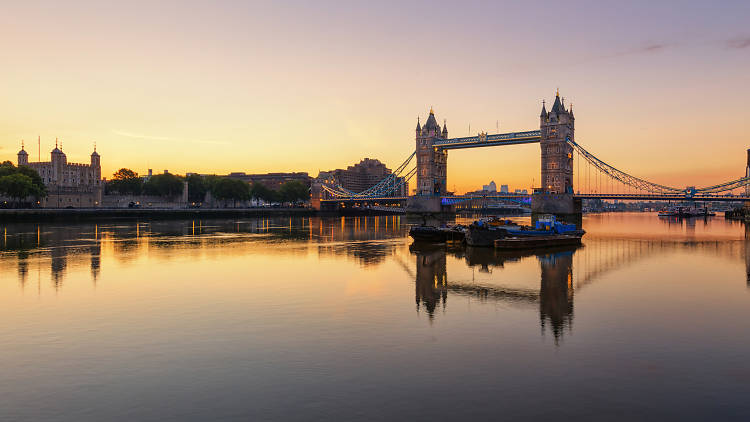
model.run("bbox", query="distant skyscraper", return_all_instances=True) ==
[500,184,509,193]
[482,181,497,192]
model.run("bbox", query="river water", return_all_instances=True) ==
[1,213,749,421]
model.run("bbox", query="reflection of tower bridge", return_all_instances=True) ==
[314,91,750,214]
[410,237,750,341]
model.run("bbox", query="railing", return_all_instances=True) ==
[433,130,541,148]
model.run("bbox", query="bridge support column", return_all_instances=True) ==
[531,193,582,227]
[310,180,322,211]
[406,196,445,214]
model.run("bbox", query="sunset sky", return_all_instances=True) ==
[1,0,749,193]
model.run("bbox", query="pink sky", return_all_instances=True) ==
[1,0,749,193]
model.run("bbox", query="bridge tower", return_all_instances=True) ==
[533,91,581,224]
[415,108,448,196]
[539,91,574,194]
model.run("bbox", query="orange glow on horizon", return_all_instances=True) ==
[1,2,748,194]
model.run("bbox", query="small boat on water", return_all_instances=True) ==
[658,206,715,218]
[409,225,466,243]
[658,207,679,217]
[505,215,584,237]
[495,233,583,249]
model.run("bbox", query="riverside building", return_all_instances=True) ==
[17,140,103,208]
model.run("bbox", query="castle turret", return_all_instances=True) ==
[91,144,101,181]
[17,142,28,166]
[51,138,67,185]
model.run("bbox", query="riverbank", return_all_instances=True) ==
[0,207,413,222]
[0,208,317,222]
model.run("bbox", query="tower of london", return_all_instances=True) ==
[17,141,103,207]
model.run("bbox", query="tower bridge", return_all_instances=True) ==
[315,91,750,216]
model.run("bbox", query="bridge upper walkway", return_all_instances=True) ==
[433,130,541,150]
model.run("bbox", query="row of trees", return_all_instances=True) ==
[106,169,310,204]
[105,169,184,197]
[0,161,47,204]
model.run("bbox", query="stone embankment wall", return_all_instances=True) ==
[0,208,315,222]
[101,194,186,209]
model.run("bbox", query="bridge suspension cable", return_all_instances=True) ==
[567,138,683,195]
[569,138,750,196]
[321,151,416,199]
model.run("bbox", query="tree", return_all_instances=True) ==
[250,182,277,203]
[143,173,184,197]
[17,166,46,197]
[186,174,208,202]
[0,163,46,205]
[278,180,310,203]
[0,161,16,178]
[0,173,35,204]
[212,178,250,206]
[112,168,138,180]
[106,168,143,195]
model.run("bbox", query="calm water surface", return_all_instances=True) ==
[1,213,750,421]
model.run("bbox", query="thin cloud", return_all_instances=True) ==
[112,130,229,146]
[727,36,750,49]
[602,43,669,60]
[554,43,671,71]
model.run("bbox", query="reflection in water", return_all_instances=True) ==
[538,251,573,340]
[0,217,409,290]
[3,213,750,420]
[412,244,577,342]
[414,245,447,316]
[411,227,750,343]
[2,215,750,339]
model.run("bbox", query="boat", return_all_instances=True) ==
[465,225,510,247]
[658,207,678,217]
[464,218,522,247]
[409,225,466,243]
[466,215,583,247]
[658,206,715,218]
[494,233,584,249]
[504,215,584,237]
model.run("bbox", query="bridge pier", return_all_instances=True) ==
[531,193,582,227]
[406,196,445,214]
